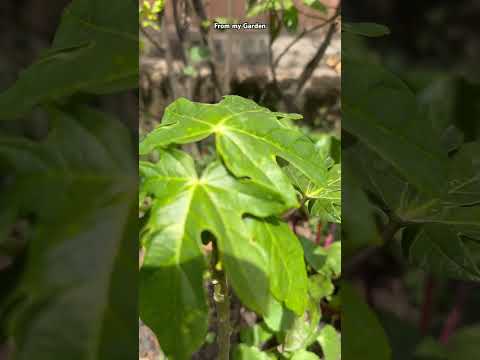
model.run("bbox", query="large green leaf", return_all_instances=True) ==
[342,283,391,360]
[239,322,274,348]
[233,344,276,360]
[284,163,341,223]
[283,299,321,353]
[300,238,341,278]
[343,57,448,195]
[139,96,329,208]
[317,325,341,360]
[139,149,291,359]
[342,152,381,257]
[0,107,137,360]
[246,218,308,314]
[283,291,322,353]
[290,350,321,360]
[406,223,480,281]
[347,141,480,280]
[344,142,479,223]
[0,0,138,120]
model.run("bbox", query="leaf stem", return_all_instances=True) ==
[212,243,231,360]
[419,274,435,335]
[439,283,470,344]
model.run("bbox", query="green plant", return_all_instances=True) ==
[139,95,341,359]
[247,0,328,33]
[343,22,480,359]
[140,0,165,29]
[0,0,138,358]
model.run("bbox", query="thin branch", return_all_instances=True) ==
[294,18,337,97]
[273,17,337,69]
[212,242,231,360]
[172,0,187,64]
[159,16,177,100]
[268,33,300,113]
[190,0,224,97]
[140,26,165,56]
[296,7,331,21]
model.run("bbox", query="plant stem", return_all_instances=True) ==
[419,274,435,335]
[212,243,231,360]
[440,283,469,344]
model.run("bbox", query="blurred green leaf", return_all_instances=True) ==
[290,349,321,360]
[343,22,391,37]
[240,323,274,348]
[317,325,341,360]
[302,0,327,13]
[342,283,391,360]
[189,46,210,63]
[0,107,137,360]
[234,344,277,360]
[0,0,138,120]
[283,7,298,32]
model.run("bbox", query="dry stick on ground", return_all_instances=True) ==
[190,0,224,97]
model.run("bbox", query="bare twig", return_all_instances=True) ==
[268,34,300,113]
[159,17,177,100]
[294,18,337,97]
[190,0,224,97]
[140,27,165,56]
[273,14,339,69]
[212,242,231,360]
[172,0,187,64]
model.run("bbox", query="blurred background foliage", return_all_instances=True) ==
[343,2,480,360]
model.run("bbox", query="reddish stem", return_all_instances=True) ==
[439,284,469,344]
[324,224,336,248]
[315,222,322,244]
[420,274,435,335]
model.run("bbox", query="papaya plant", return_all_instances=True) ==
[139,95,341,359]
